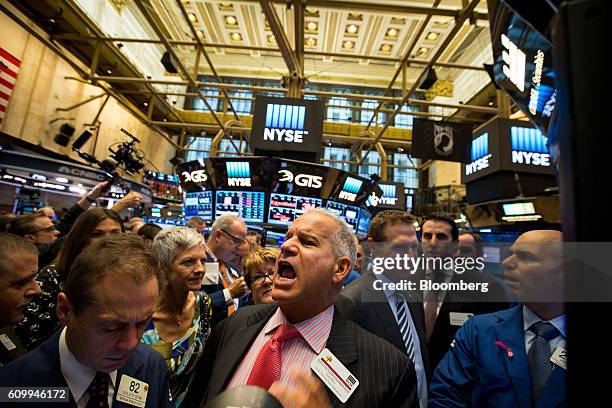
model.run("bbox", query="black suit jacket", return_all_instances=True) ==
[183,304,418,408]
[0,331,174,408]
[425,269,509,371]
[336,272,431,380]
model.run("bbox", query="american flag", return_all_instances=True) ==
[0,47,21,125]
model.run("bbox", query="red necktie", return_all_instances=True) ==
[247,323,301,390]
[86,372,109,408]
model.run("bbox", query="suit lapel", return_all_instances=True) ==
[113,349,146,407]
[325,310,358,407]
[212,305,278,395]
[493,306,532,408]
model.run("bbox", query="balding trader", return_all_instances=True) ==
[429,230,566,407]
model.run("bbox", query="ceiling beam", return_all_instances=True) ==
[358,0,483,165]
[260,0,301,77]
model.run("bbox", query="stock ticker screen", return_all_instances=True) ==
[326,200,360,232]
[268,193,323,226]
[184,191,213,219]
[215,190,266,223]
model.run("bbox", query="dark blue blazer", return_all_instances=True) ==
[429,305,566,408]
[0,331,175,408]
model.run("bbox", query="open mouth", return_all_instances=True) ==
[277,261,297,281]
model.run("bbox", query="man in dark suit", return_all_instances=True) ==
[0,233,41,366]
[202,214,249,325]
[420,214,508,371]
[337,210,429,407]
[0,234,174,408]
[429,230,565,407]
[184,209,418,408]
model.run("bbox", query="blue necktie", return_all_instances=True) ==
[396,294,415,362]
[528,321,560,401]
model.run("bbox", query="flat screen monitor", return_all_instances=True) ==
[215,190,266,223]
[326,200,360,231]
[266,231,286,248]
[502,202,535,216]
[184,191,213,219]
[268,193,323,226]
[357,209,371,237]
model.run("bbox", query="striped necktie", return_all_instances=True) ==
[528,321,560,401]
[396,293,415,363]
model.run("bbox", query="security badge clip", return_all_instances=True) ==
[495,341,514,358]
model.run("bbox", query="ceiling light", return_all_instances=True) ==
[426,31,440,41]
[342,40,354,50]
[144,102,148,107]
[417,47,429,56]
[107,68,112,74]
[306,21,318,31]
[346,24,358,34]
[188,13,197,23]
[305,37,317,47]
[220,2,233,7]
[196,30,204,38]
[386,28,398,38]
[225,15,237,26]
[380,44,392,52]
[231,32,242,41]
[267,34,276,43]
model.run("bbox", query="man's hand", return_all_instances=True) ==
[111,192,143,213]
[87,181,110,200]
[229,276,248,298]
[269,369,332,408]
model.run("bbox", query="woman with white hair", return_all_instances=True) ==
[142,227,212,407]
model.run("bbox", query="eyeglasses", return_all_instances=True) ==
[246,271,274,286]
[220,229,247,246]
[26,225,56,234]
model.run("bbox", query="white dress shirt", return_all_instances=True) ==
[59,327,117,407]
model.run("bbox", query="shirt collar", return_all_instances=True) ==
[59,327,117,402]
[380,274,401,303]
[522,305,566,338]
[263,305,335,355]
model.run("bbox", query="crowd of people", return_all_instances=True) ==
[0,190,565,407]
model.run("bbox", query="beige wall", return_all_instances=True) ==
[0,11,176,175]
[428,160,462,187]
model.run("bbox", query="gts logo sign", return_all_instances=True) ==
[278,170,323,188]
[182,170,208,183]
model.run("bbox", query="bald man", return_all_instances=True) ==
[429,230,566,407]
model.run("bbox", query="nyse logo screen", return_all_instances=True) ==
[511,127,550,167]
[226,161,251,187]
[263,104,308,143]
[338,177,363,202]
[465,133,492,176]
[278,169,323,189]
[379,184,398,206]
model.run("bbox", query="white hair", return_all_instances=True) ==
[152,227,206,271]
[211,214,245,232]
[304,208,357,267]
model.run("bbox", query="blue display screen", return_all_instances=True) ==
[184,191,213,219]
[326,200,360,232]
[215,190,265,223]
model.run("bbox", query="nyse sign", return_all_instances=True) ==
[511,151,550,167]
[278,169,323,188]
[228,177,251,187]
[465,154,492,176]
[264,129,308,143]
[339,191,357,201]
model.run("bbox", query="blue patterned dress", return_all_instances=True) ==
[141,291,212,406]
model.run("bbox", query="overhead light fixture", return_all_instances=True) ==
[220,2,233,8]
[305,37,317,47]
[386,28,399,38]
[342,40,354,50]
[380,43,392,52]
[196,30,204,38]
[225,15,237,26]
[267,34,276,43]
[230,32,242,41]
[144,102,148,107]
[56,177,69,183]
[188,13,197,23]
[426,32,440,41]
[346,24,358,34]
[306,21,318,31]
[416,47,430,57]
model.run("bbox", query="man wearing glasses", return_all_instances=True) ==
[204,214,250,325]
[7,213,60,249]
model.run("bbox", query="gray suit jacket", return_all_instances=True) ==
[183,304,418,408]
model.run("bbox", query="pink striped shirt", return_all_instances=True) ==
[227,305,334,395]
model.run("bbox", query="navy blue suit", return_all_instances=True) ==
[0,331,174,408]
[429,305,565,408]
